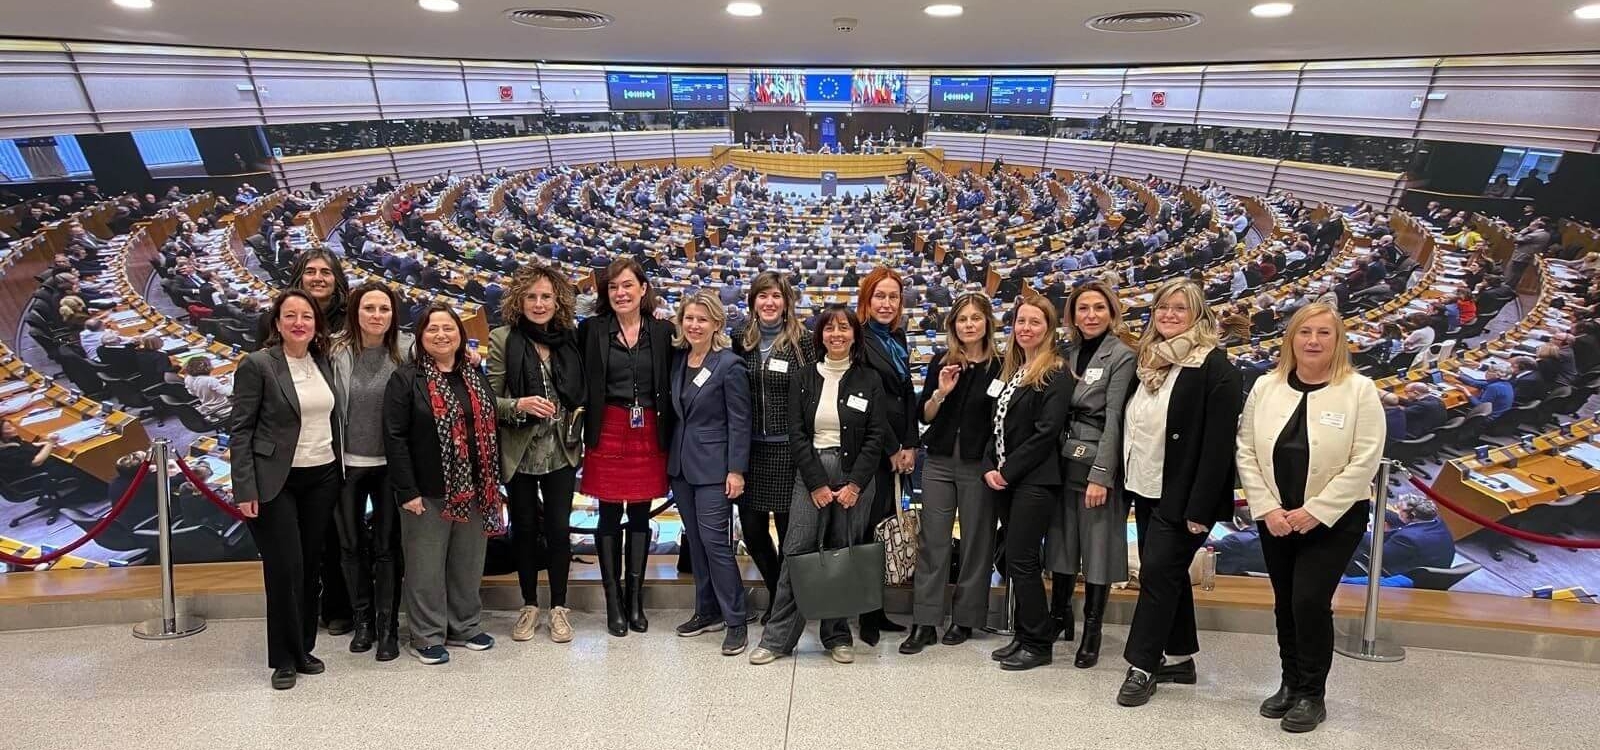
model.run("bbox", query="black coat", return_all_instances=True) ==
[982,368,1073,487]
[1142,347,1243,526]
[383,363,496,504]
[859,327,919,454]
[917,350,1002,462]
[788,363,890,493]
[578,313,676,450]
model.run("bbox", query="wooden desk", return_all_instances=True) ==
[710,147,945,180]
[1428,419,1600,539]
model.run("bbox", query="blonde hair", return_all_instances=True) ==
[672,291,732,351]
[1273,302,1353,383]
[1064,280,1126,345]
[1001,293,1064,389]
[942,292,998,367]
[1136,279,1220,360]
[740,271,806,358]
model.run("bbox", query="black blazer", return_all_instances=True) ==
[788,363,890,493]
[917,350,1002,462]
[1146,347,1243,526]
[227,346,344,505]
[383,363,496,504]
[578,313,676,451]
[982,368,1073,487]
[859,328,919,453]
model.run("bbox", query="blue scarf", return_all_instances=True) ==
[868,320,909,381]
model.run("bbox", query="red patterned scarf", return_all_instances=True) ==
[421,356,505,535]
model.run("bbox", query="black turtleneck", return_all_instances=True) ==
[1075,332,1106,376]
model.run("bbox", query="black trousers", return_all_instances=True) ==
[996,483,1060,652]
[1124,493,1208,673]
[247,462,339,669]
[336,464,401,631]
[1259,502,1368,699]
[318,509,352,625]
[739,505,789,594]
[507,467,577,608]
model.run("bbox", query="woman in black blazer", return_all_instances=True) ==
[228,290,343,690]
[1116,279,1243,707]
[984,294,1074,672]
[384,303,504,666]
[576,257,676,637]
[749,305,890,667]
[853,266,915,643]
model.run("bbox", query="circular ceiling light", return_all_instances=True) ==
[726,2,763,17]
[419,0,461,12]
[924,4,964,17]
[1250,3,1294,17]
[1575,4,1600,19]
[113,0,154,8]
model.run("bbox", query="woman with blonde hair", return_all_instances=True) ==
[984,293,1074,671]
[1236,302,1383,732]
[1117,279,1242,707]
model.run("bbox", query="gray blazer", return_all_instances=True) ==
[228,346,345,504]
[1061,334,1136,488]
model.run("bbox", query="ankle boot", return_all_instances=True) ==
[348,617,375,653]
[597,533,628,637]
[1075,583,1110,668]
[625,529,651,633]
[374,620,399,662]
[1051,572,1077,642]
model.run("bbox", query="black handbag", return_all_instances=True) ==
[789,504,885,620]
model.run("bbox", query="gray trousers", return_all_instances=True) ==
[399,498,489,648]
[758,450,876,654]
[913,454,997,628]
[672,477,748,627]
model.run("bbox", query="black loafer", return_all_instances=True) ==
[990,639,1022,662]
[999,647,1053,671]
[325,619,353,636]
[878,615,907,633]
[940,624,972,646]
[1155,658,1197,684]
[1280,697,1327,733]
[295,655,325,675]
[1116,667,1158,707]
[1259,685,1295,719]
[270,667,296,690]
[898,625,939,655]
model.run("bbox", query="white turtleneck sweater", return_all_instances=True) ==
[813,355,851,449]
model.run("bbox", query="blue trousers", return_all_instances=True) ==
[672,478,748,627]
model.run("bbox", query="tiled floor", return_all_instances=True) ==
[4,612,1596,750]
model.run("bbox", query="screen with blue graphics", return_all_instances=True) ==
[606,72,671,110]
[929,75,991,113]
[988,75,1054,115]
[670,73,729,109]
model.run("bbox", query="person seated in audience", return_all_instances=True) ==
[1459,362,1515,420]
[1455,293,1477,327]
[182,357,232,421]
[1396,382,1446,438]
[1544,334,1580,385]
[1347,496,1455,577]
[0,421,59,483]
[1400,313,1435,356]
[1571,321,1600,373]
[1212,508,1267,576]
[133,333,179,386]
[1483,174,1513,198]
[1220,303,1252,346]
[1506,356,1545,405]
[1250,294,1279,335]
[1475,278,1518,314]
[58,294,91,329]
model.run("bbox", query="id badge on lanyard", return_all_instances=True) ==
[629,404,645,429]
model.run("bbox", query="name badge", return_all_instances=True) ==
[629,405,645,428]
[846,395,869,412]
[692,368,711,387]
[1319,411,1346,429]
[1083,367,1104,385]
[767,358,789,374]
[985,379,1005,398]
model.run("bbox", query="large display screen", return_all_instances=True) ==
[606,72,671,110]
[748,71,805,105]
[928,75,991,112]
[670,73,729,110]
[989,75,1055,115]
[805,72,853,103]
[852,71,906,105]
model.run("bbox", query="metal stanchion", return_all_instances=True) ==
[134,439,207,640]
[1334,459,1405,662]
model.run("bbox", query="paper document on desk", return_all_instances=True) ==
[1485,473,1540,495]
[1563,442,1600,468]
[0,380,30,398]
[0,392,40,416]
[20,408,63,426]
[52,419,108,446]
[107,310,144,325]
[1458,368,1487,382]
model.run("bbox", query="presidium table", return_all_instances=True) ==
[710,146,945,180]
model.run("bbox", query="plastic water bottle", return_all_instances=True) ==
[1200,546,1217,592]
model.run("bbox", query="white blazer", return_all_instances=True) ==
[1236,371,1386,527]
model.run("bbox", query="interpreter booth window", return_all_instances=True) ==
[264,121,384,157]
[674,111,728,130]
[131,129,205,176]
[612,111,674,132]
[464,116,528,142]
[380,118,470,148]
[987,115,1051,137]
[926,113,988,134]
[1490,147,1562,186]
[545,112,614,135]
[0,135,93,182]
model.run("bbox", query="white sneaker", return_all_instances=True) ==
[549,606,574,644]
[513,606,539,642]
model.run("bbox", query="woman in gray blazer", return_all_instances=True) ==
[668,291,753,656]
[1048,280,1136,669]
[229,290,343,690]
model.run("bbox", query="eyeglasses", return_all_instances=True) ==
[1154,304,1191,315]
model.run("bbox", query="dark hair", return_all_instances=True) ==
[810,304,863,362]
[594,257,658,318]
[288,247,349,327]
[182,357,213,377]
[340,282,405,364]
[264,289,330,355]
[410,303,470,370]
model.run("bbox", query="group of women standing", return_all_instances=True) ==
[229,256,1385,734]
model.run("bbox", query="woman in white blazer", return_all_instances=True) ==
[1236,302,1385,734]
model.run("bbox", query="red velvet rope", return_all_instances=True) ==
[171,454,247,522]
[0,461,151,567]
[1406,475,1600,550]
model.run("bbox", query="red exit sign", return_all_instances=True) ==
[1150,90,1167,108]
[499,85,514,102]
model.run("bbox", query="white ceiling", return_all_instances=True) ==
[13,0,1600,67]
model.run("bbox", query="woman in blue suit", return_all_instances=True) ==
[668,291,754,656]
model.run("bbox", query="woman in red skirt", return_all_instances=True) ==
[579,257,677,637]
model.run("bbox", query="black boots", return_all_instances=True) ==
[898,625,939,655]
[348,619,375,654]
[597,533,628,637]
[374,620,399,662]
[625,529,651,634]
[1051,572,1077,642]
[1075,583,1110,668]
